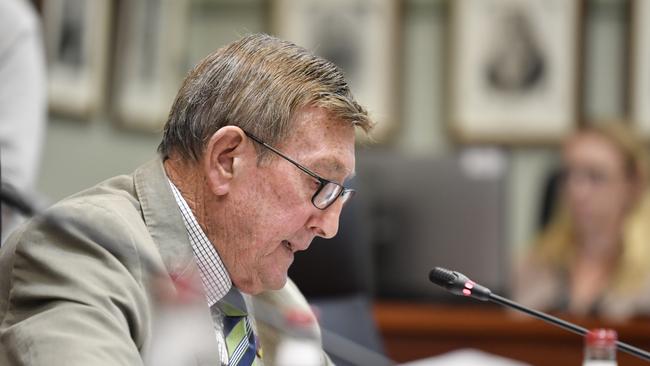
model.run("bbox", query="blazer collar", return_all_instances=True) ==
[134,158,224,365]
[133,158,195,276]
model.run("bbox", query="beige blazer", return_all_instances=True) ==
[0,158,330,366]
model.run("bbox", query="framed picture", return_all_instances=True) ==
[183,0,266,73]
[271,0,400,143]
[450,0,582,144]
[630,0,650,137]
[42,0,111,119]
[112,0,189,131]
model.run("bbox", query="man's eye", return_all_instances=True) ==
[307,177,324,190]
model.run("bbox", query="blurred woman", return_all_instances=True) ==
[513,123,650,320]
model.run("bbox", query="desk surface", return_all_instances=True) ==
[374,301,650,365]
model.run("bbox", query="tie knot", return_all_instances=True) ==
[218,300,247,317]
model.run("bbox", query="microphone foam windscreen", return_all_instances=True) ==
[429,267,455,287]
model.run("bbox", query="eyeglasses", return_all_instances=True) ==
[243,130,355,210]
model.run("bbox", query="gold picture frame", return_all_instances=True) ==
[449,0,582,144]
[43,0,111,119]
[271,0,400,143]
[112,0,189,131]
[629,0,650,138]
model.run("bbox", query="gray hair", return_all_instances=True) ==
[158,33,372,161]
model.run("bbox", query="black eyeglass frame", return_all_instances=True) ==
[243,130,355,210]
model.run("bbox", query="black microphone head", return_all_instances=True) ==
[428,266,492,301]
[429,267,456,288]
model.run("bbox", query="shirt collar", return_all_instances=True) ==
[167,179,232,306]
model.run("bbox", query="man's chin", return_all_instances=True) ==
[235,273,288,295]
[264,274,288,292]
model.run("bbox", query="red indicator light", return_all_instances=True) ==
[465,281,474,289]
[462,289,471,296]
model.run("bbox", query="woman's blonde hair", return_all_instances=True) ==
[535,122,650,292]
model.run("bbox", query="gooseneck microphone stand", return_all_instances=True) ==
[429,266,650,363]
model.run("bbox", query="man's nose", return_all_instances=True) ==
[309,202,343,239]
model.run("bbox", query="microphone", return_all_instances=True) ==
[428,267,491,301]
[429,266,650,363]
[0,181,37,217]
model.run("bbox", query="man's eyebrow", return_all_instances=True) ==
[312,157,356,180]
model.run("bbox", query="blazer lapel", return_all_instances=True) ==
[133,158,221,365]
[134,158,195,275]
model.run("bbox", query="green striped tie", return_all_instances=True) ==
[220,301,261,365]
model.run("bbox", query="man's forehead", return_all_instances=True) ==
[283,105,357,176]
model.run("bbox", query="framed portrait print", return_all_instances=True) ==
[112,0,189,131]
[450,0,581,144]
[630,0,650,138]
[271,0,400,143]
[183,0,266,72]
[42,0,111,119]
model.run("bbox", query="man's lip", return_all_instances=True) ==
[282,240,310,253]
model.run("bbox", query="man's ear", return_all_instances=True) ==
[203,126,248,196]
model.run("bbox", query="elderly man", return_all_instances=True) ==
[0,34,372,365]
